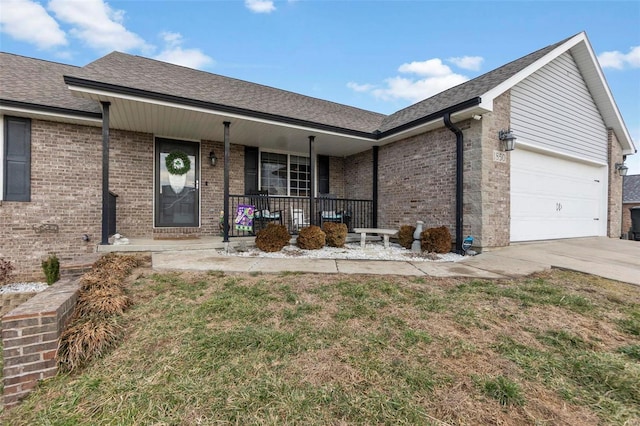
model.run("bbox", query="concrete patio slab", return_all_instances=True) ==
[149,237,639,286]
[336,260,424,275]
[410,262,506,279]
[152,251,261,273]
[251,258,338,274]
[461,253,550,277]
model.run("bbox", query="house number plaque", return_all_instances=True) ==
[493,150,507,163]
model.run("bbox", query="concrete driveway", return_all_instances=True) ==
[464,237,640,286]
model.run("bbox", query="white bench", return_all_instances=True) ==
[353,228,398,249]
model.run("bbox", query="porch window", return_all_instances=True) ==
[260,152,310,196]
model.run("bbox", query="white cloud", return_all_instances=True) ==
[349,57,470,103]
[372,74,469,103]
[154,32,214,70]
[447,55,484,71]
[48,0,152,53]
[598,46,640,69]
[347,82,375,92]
[398,58,452,77]
[245,0,276,13]
[0,0,67,49]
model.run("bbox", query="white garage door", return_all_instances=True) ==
[510,149,607,242]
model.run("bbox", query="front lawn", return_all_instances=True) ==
[3,268,639,425]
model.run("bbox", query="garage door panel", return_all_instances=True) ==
[510,149,606,242]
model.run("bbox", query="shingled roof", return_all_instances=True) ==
[0,53,101,116]
[623,175,640,203]
[66,52,387,134]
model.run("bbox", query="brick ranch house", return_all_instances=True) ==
[0,31,636,279]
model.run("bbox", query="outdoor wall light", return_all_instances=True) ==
[498,129,517,152]
[615,162,629,177]
[209,150,217,167]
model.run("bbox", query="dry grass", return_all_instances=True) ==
[55,253,144,373]
[3,268,639,425]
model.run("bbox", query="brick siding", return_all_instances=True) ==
[2,278,79,409]
[0,119,250,279]
[607,129,624,237]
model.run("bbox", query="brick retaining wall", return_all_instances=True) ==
[1,278,79,409]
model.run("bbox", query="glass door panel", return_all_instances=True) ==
[155,138,199,227]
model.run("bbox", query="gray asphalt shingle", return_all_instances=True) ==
[623,175,640,203]
[0,53,101,115]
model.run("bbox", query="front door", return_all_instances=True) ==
[155,138,200,227]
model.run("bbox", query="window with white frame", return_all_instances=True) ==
[259,152,310,196]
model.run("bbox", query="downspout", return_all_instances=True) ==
[372,146,379,228]
[443,113,464,254]
[100,101,110,245]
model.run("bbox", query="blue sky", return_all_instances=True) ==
[1,0,639,172]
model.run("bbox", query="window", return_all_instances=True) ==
[259,152,310,196]
[3,116,31,202]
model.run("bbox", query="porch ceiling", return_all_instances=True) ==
[70,89,382,157]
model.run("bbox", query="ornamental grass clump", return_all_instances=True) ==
[398,225,416,249]
[421,226,452,253]
[323,222,347,248]
[57,253,141,373]
[297,225,326,250]
[255,223,291,252]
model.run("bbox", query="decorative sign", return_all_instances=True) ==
[32,224,59,234]
[493,150,507,163]
[235,204,255,231]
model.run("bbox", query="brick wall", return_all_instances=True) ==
[328,156,345,198]
[607,129,624,238]
[0,120,103,280]
[477,91,512,248]
[2,278,79,409]
[344,150,373,200]
[0,119,244,279]
[377,127,457,231]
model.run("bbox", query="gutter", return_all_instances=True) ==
[0,99,102,120]
[443,113,464,254]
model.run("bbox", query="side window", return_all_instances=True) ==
[3,116,31,201]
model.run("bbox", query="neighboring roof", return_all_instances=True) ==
[379,36,571,133]
[0,53,101,117]
[66,52,386,134]
[624,175,640,203]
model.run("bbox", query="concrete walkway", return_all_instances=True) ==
[152,237,640,285]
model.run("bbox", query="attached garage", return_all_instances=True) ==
[510,148,607,242]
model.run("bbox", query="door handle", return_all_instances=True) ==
[195,180,199,190]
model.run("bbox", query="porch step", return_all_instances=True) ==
[61,253,101,278]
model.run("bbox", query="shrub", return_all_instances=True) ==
[255,223,291,252]
[398,225,416,249]
[0,257,14,285]
[42,253,60,285]
[323,222,347,248]
[421,226,452,253]
[297,225,326,250]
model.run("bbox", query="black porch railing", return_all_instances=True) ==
[226,194,373,237]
